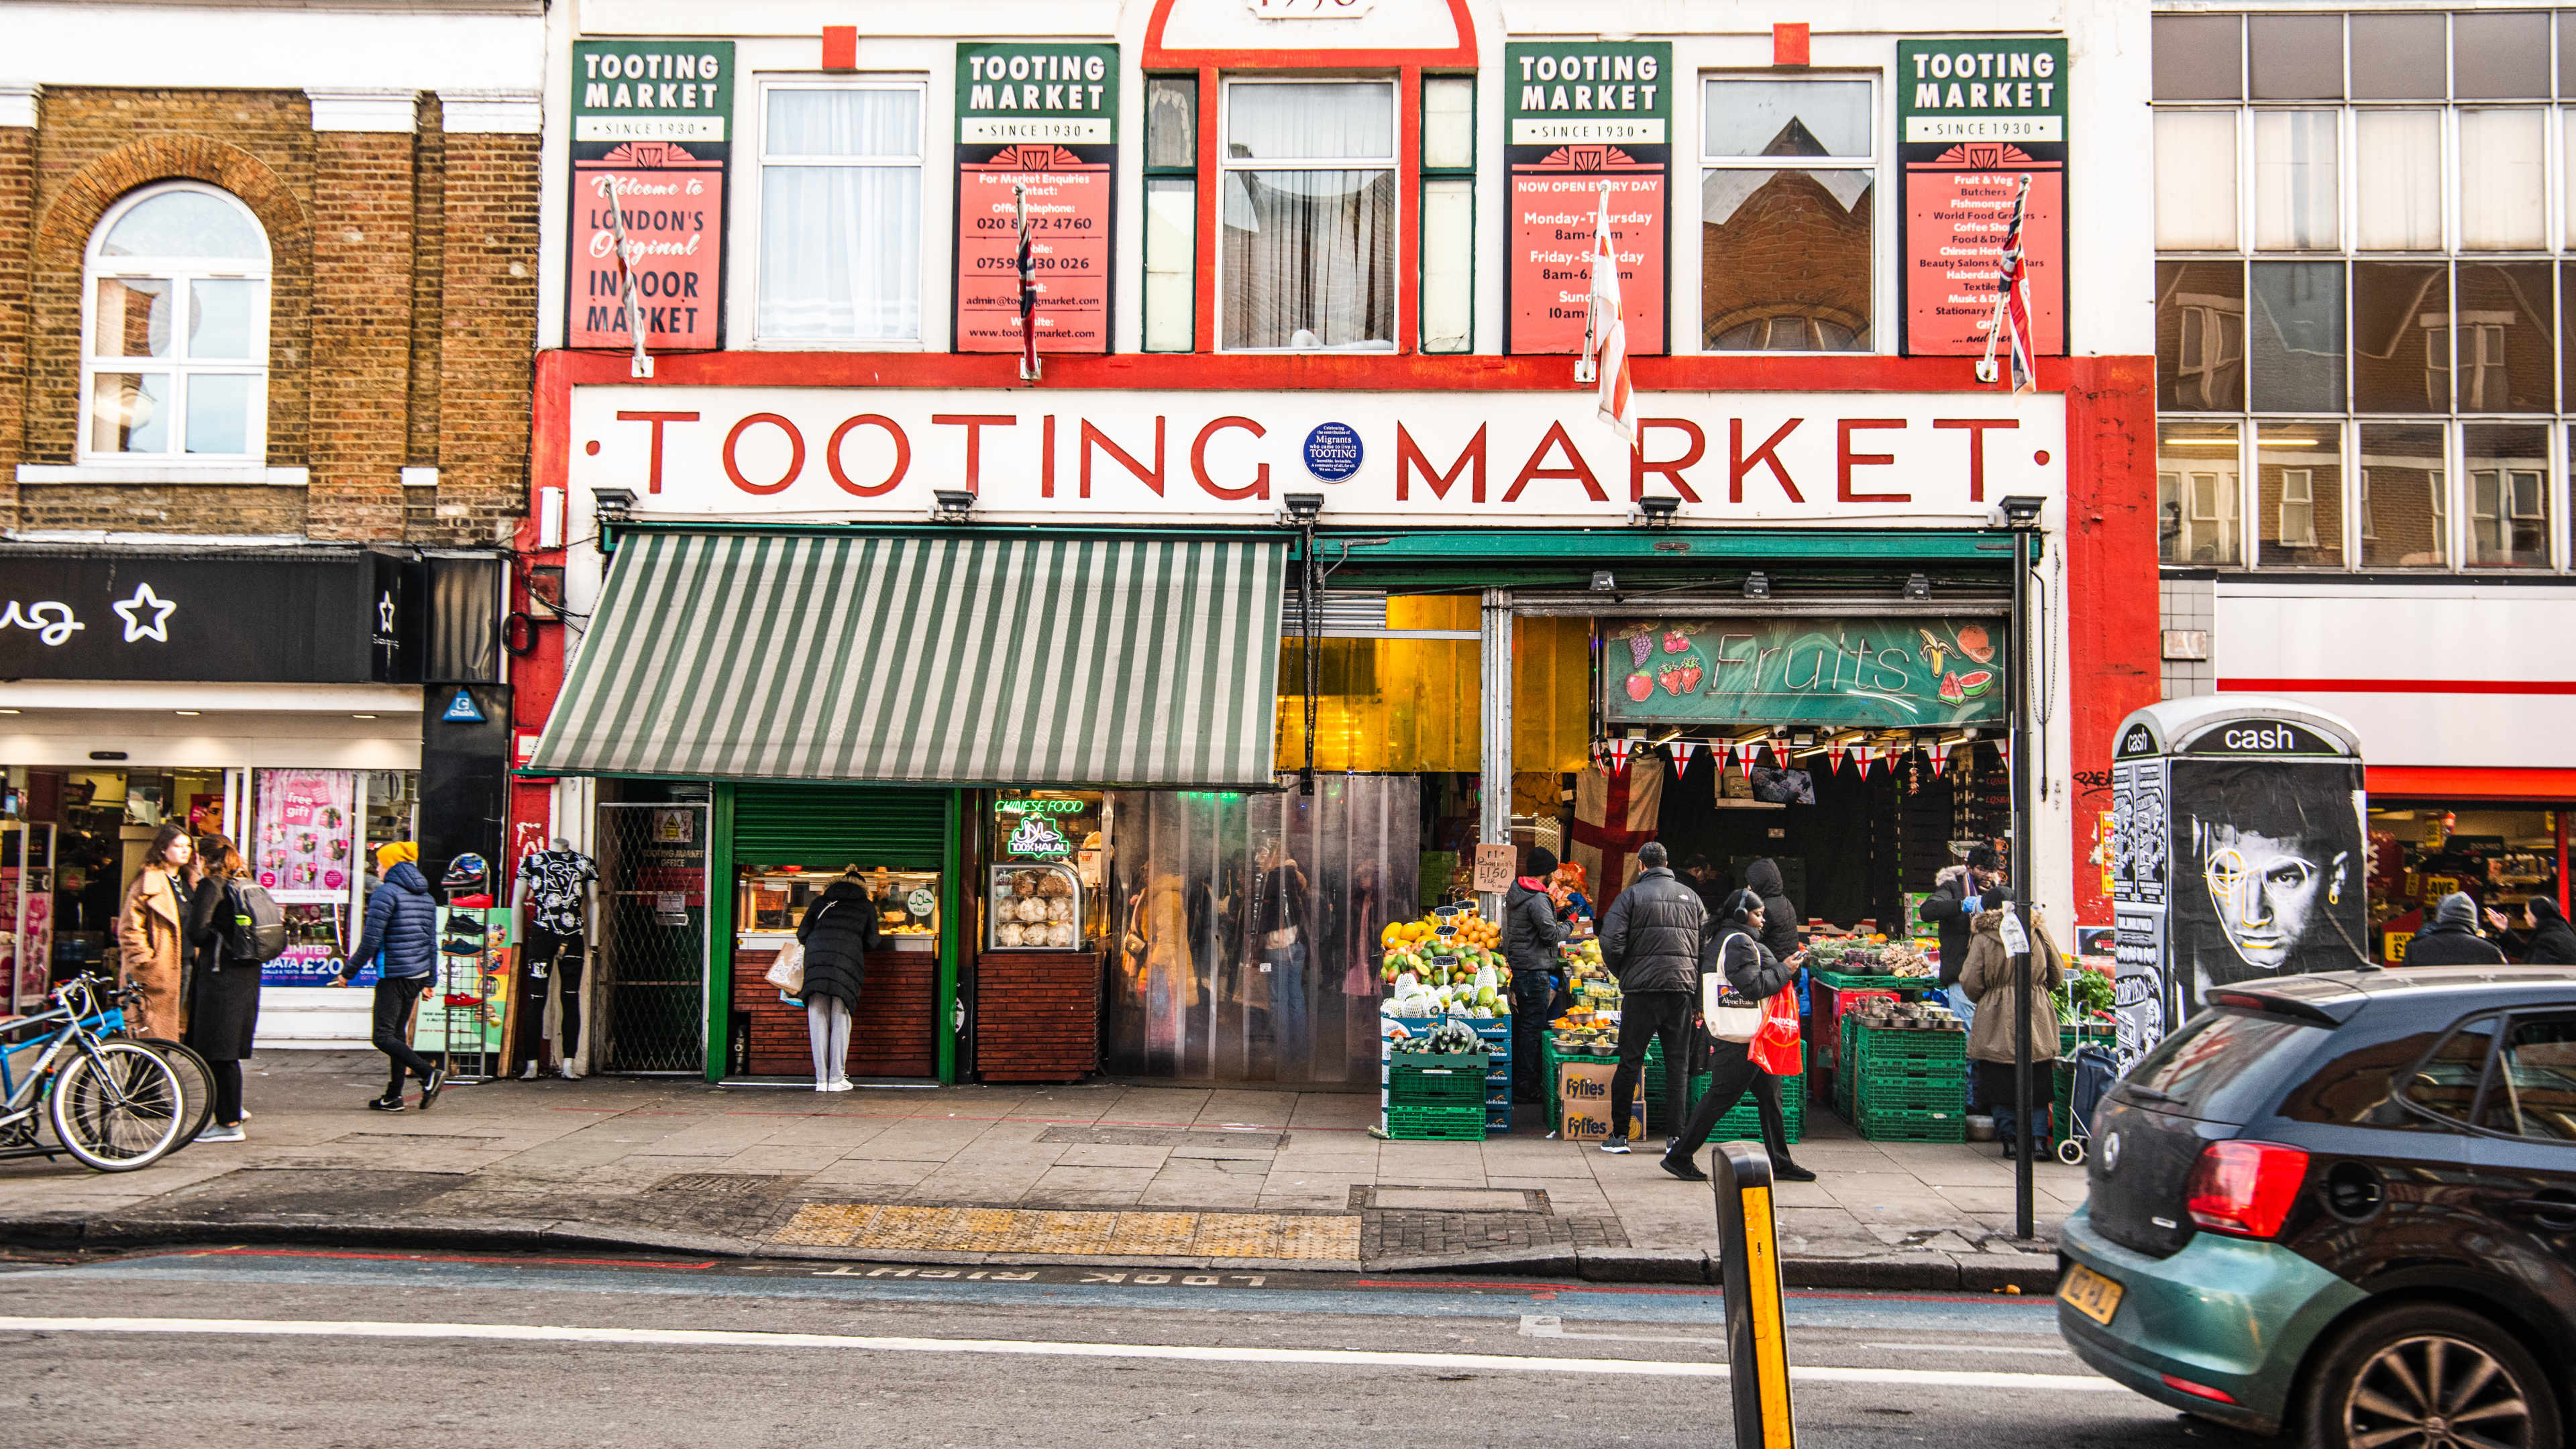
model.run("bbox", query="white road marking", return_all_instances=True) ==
[1519,1316,2075,1362]
[1857,1342,2076,1357]
[0,1315,2123,1390]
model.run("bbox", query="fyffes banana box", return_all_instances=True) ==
[1556,1061,1645,1143]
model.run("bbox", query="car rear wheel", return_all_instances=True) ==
[2302,1303,2561,1449]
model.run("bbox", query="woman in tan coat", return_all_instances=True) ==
[1959,905,2065,1159]
[115,823,198,1040]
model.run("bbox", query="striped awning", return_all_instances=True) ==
[531,532,1285,787]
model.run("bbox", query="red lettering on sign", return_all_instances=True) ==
[1632,418,1705,503]
[1838,419,1909,503]
[614,411,699,494]
[1503,421,1608,503]
[1081,417,1165,497]
[826,414,908,497]
[1933,418,2019,502]
[1396,423,1487,503]
[1729,418,1803,502]
[723,413,803,495]
[931,413,1016,494]
[1193,416,1270,501]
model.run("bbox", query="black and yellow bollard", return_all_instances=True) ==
[1714,1142,1796,1449]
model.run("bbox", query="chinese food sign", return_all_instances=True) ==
[955,43,1117,356]
[1600,616,2007,729]
[1505,40,1670,357]
[568,40,732,352]
[1897,38,2067,357]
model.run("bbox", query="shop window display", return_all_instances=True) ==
[2368,804,2565,963]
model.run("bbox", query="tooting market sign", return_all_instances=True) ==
[568,387,2064,527]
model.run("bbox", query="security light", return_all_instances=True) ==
[1903,572,1931,600]
[932,489,977,524]
[1282,493,1325,523]
[1742,570,1771,600]
[1589,570,1617,593]
[590,487,636,523]
[1998,495,2046,527]
[1633,496,1680,529]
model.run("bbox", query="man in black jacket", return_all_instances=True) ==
[1921,846,2009,1000]
[1596,842,1707,1150]
[2403,892,2508,967]
[1505,845,1570,1104]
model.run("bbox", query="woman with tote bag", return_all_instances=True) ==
[794,866,883,1092]
[1660,890,1815,1185]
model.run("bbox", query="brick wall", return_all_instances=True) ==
[973,950,1100,1082]
[0,87,533,543]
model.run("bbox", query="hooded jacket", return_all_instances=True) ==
[1921,865,2010,988]
[2404,892,2508,967]
[2524,896,2576,965]
[1503,880,1568,979]
[1960,908,2065,1064]
[346,861,436,981]
[1743,858,1801,963]
[797,878,885,1007]
[1598,866,1709,994]
[1706,914,1798,1003]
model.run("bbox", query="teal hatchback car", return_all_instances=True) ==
[2057,968,2576,1448]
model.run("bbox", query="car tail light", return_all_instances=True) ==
[2161,1373,2239,1405]
[2186,1140,2310,1238]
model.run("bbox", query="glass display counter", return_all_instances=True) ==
[736,867,940,953]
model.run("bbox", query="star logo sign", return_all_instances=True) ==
[111,582,176,643]
[378,591,396,633]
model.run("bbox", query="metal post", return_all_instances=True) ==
[1479,589,1514,922]
[2010,526,2037,1240]
[1713,1142,1797,1449]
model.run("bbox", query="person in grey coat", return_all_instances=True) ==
[1597,842,1708,1150]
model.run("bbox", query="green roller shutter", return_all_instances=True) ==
[731,783,949,869]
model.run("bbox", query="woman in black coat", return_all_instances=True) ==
[182,834,263,1141]
[796,867,884,1092]
[2521,895,2576,965]
[1659,890,1815,1185]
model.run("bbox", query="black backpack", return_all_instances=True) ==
[223,879,290,963]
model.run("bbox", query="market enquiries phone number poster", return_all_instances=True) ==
[954,43,1116,355]
[1505,40,1670,357]
[1896,38,2067,356]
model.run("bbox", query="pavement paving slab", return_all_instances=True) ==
[0,1052,2078,1289]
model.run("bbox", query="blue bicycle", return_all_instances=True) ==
[0,973,186,1171]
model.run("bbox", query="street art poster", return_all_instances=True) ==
[1599,616,2004,729]
[1505,40,1670,356]
[954,43,1117,356]
[1896,38,2068,356]
[2114,758,2369,1059]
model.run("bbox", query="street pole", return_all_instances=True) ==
[2009,523,2036,1240]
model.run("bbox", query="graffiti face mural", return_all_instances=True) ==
[2200,824,2349,973]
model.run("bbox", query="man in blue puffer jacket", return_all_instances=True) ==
[332,841,444,1111]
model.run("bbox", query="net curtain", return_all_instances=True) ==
[760,87,922,341]
[1221,83,1395,349]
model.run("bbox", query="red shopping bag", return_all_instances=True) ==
[1747,990,1803,1076]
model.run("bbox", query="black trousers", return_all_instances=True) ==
[1670,1038,1793,1164]
[518,928,586,1064]
[209,1059,243,1126]
[1510,975,1557,1102]
[372,973,438,1097]
[1610,990,1695,1138]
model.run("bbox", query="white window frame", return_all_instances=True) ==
[2279,466,2318,547]
[78,180,270,463]
[1216,75,1401,354]
[749,77,930,349]
[1698,73,1880,355]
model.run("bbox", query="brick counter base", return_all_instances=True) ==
[733,948,936,1079]
[974,950,1099,1083]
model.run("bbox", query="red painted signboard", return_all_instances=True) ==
[570,144,724,352]
[1903,153,2063,356]
[1507,154,1666,358]
[956,146,1112,355]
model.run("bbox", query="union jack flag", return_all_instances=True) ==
[1980,173,2035,392]
[1015,182,1039,382]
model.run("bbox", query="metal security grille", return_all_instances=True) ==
[594,802,709,1074]
[731,784,945,868]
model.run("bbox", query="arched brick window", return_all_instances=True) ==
[80,182,272,460]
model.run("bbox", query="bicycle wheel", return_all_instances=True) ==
[138,1038,217,1148]
[48,1041,185,1171]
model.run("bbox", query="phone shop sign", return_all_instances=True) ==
[567,386,2065,527]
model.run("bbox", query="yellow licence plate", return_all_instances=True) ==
[2059,1263,2125,1326]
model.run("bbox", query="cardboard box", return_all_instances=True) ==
[1556,1060,1644,1144]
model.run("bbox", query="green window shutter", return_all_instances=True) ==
[730,784,950,869]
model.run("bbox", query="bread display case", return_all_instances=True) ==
[736,867,939,952]
[987,863,1081,951]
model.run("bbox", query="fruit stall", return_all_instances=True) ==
[1376,904,1514,1139]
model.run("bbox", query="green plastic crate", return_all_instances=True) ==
[1389,1063,1489,1106]
[1385,1104,1488,1141]
[1853,1111,1968,1143]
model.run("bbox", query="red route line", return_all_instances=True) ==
[539,1107,1353,1131]
[1351,1279,2018,1305]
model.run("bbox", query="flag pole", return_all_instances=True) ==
[1575,182,1606,385]
[602,180,653,379]
[1975,172,2033,387]
[1015,181,1040,382]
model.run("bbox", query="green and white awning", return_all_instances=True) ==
[531,533,1285,787]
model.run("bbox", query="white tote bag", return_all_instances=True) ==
[1703,937,1763,1042]
[765,938,807,994]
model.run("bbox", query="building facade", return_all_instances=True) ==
[0,1,542,1038]
[512,0,2161,1087]
[2150,5,2576,960]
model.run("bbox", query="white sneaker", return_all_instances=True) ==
[195,1122,246,1144]
[1598,1140,1631,1155]
[814,1081,830,1093]
[520,1061,539,1080]
[824,1080,855,1093]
